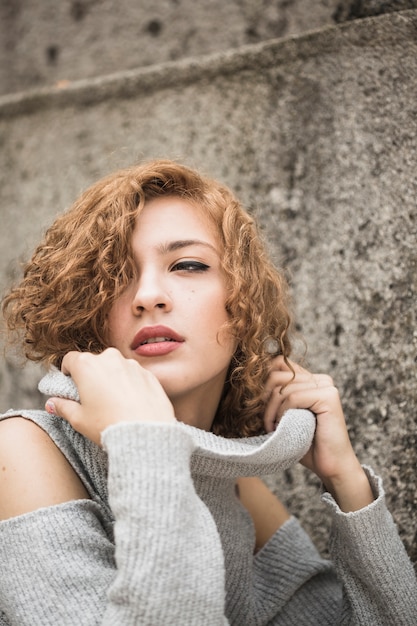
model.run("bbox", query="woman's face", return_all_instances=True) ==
[107,195,235,430]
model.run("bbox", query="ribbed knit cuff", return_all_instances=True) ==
[323,466,417,623]
[321,465,385,524]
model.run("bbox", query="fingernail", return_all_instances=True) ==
[45,400,56,415]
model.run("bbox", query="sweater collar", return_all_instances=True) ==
[38,369,316,478]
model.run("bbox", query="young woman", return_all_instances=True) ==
[0,160,415,625]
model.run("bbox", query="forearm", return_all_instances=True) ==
[322,460,374,513]
[0,422,229,626]
[323,466,417,625]
[236,477,290,553]
[102,422,228,625]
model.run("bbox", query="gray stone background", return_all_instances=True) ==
[0,0,416,562]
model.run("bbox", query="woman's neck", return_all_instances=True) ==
[171,391,221,431]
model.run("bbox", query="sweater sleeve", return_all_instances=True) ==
[323,465,417,625]
[0,422,229,626]
[251,466,417,625]
[253,517,344,625]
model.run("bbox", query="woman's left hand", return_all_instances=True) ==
[263,356,374,512]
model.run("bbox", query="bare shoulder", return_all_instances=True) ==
[0,416,89,521]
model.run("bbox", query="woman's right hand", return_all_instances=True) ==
[45,348,176,445]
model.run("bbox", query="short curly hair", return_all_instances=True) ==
[2,159,294,437]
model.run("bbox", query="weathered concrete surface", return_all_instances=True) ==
[1,10,416,561]
[3,0,417,98]
[0,0,354,97]
[334,0,417,21]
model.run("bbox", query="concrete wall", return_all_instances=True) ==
[3,0,417,97]
[0,0,340,96]
[0,9,416,562]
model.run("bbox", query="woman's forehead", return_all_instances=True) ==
[135,195,222,244]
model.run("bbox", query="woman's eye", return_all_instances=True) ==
[171,261,210,272]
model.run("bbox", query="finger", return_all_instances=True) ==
[61,347,121,374]
[264,371,295,398]
[263,386,285,432]
[267,355,294,373]
[268,356,312,374]
[263,378,332,432]
[275,375,335,398]
[45,396,104,444]
[60,350,86,377]
[45,396,81,424]
[276,386,341,420]
[270,356,324,378]
[264,371,326,399]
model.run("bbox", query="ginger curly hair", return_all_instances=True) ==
[2,159,294,437]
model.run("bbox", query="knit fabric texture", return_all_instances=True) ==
[0,370,415,625]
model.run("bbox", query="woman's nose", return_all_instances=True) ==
[130,271,172,314]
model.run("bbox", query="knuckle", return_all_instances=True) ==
[103,347,120,358]
[318,374,334,387]
[127,357,142,372]
[327,385,340,399]
[75,352,94,367]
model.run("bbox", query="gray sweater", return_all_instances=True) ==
[0,370,416,625]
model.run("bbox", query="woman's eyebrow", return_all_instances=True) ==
[158,239,217,254]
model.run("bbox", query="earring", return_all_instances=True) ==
[264,337,280,355]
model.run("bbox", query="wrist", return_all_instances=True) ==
[323,462,375,513]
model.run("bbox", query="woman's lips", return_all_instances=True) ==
[131,325,184,357]
[134,339,182,357]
